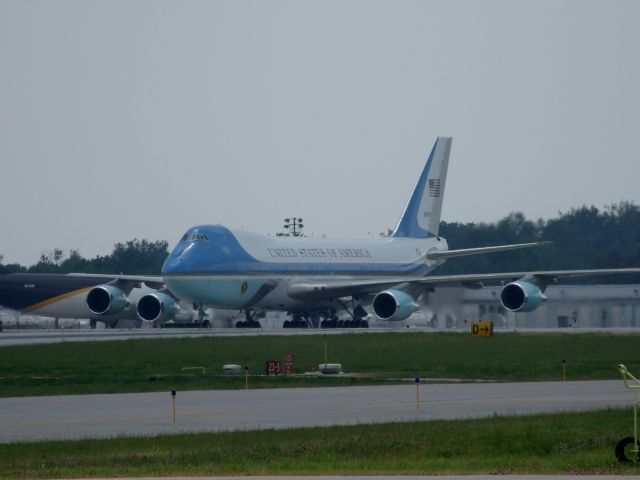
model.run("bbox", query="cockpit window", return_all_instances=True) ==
[182,233,209,242]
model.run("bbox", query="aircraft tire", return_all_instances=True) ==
[105,319,119,329]
[202,320,211,328]
[615,436,640,462]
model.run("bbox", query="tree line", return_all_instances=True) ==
[0,239,169,276]
[435,201,640,283]
[1,202,639,282]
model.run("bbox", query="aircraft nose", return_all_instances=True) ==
[162,243,193,274]
[162,254,182,274]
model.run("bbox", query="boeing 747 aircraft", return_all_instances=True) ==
[2,137,639,327]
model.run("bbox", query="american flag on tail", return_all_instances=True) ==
[429,178,441,197]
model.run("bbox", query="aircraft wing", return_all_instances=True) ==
[286,268,640,301]
[68,273,165,291]
[426,241,551,260]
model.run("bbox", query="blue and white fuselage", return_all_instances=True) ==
[162,225,448,311]
[162,136,454,317]
[158,136,572,322]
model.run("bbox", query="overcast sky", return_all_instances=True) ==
[1,0,639,265]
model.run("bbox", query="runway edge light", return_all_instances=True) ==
[171,390,176,425]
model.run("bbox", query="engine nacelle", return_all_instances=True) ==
[86,285,129,315]
[137,292,178,324]
[372,289,419,321]
[500,281,546,312]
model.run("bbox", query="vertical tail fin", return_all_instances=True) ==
[392,137,452,238]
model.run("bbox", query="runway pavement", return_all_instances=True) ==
[0,327,408,346]
[0,380,630,443]
[1,327,638,346]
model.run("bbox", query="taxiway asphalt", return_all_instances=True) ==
[0,380,629,443]
[1,327,638,346]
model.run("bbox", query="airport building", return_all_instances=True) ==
[409,284,640,330]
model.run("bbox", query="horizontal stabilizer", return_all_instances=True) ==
[426,241,551,261]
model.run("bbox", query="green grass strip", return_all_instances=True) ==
[1,408,638,478]
[0,331,639,397]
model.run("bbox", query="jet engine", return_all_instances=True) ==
[137,292,178,324]
[86,285,129,315]
[500,281,546,312]
[372,290,419,321]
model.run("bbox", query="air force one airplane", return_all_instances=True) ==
[2,136,639,326]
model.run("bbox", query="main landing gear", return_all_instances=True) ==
[283,307,369,329]
[324,297,370,328]
[235,310,262,328]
